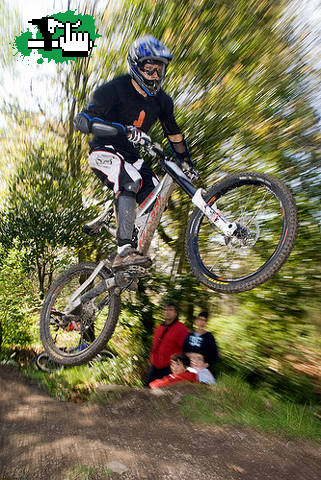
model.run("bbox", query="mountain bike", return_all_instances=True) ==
[40,130,298,367]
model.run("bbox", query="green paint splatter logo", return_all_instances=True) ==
[12,10,100,64]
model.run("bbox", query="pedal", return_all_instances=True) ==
[111,257,152,273]
[126,265,148,277]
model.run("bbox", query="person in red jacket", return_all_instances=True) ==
[149,353,198,388]
[144,302,189,386]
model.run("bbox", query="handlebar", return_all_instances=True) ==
[140,140,199,181]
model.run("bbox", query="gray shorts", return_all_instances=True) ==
[89,146,158,204]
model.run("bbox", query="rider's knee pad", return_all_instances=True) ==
[114,190,136,212]
[121,180,141,195]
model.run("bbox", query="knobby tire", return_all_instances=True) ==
[185,172,298,293]
[40,262,121,366]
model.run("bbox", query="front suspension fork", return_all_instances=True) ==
[162,160,236,237]
[191,189,237,236]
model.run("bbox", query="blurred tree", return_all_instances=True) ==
[0,247,37,349]
[0,141,108,297]
[51,1,113,263]
[0,0,21,68]
[96,1,320,290]
[91,0,321,378]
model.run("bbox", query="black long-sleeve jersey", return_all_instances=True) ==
[183,331,220,366]
[81,74,182,163]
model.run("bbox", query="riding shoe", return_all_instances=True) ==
[112,247,152,271]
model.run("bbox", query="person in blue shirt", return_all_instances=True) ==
[183,311,219,372]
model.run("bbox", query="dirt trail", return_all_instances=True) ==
[0,365,320,480]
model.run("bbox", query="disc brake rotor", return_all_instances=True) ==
[224,219,260,250]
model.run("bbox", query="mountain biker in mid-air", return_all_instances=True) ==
[74,34,193,270]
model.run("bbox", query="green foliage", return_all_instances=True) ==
[209,309,320,404]
[0,141,106,295]
[2,142,86,249]
[64,465,113,480]
[1,0,321,405]
[180,375,321,440]
[94,355,144,387]
[120,270,214,342]
[26,352,143,402]
[0,350,19,368]
[0,248,39,348]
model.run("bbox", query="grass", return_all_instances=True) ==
[179,374,321,440]
[64,465,113,480]
[24,354,143,401]
[26,365,321,440]
[25,363,110,401]
[3,347,321,440]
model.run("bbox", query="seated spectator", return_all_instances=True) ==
[188,352,216,385]
[149,353,198,389]
[183,311,219,372]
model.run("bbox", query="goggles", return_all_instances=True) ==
[138,60,165,77]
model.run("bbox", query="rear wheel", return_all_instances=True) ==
[40,262,121,366]
[185,172,298,293]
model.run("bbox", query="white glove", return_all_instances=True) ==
[127,126,151,146]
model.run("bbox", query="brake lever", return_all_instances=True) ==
[186,169,199,182]
[141,141,164,158]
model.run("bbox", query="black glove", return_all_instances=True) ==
[176,151,194,170]
[175,152,198,181]
[127,126,151,146]
[74,112,91,134]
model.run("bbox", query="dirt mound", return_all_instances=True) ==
[1,365,321,480]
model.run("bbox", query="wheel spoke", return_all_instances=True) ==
[198,183,285,280]
[186,173,297,292]
[40,263,120,365]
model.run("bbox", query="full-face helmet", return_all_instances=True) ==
[127,35,173,96]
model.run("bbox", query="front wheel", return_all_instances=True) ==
[40,262,121,366]
[185,172,298,293]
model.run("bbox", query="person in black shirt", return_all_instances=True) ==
[183,311,219,372]
[74,35,192,269]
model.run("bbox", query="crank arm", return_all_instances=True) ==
[192,189,237,237]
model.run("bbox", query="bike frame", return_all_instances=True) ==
[65,144,237,312]
[109,148,237,254]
